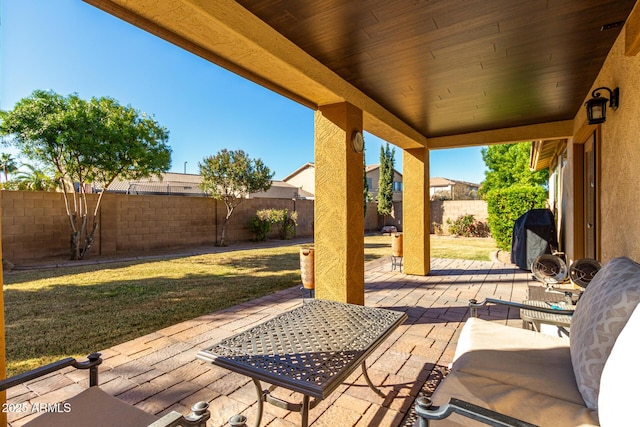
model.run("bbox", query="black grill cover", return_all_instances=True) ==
[510,209,558,271]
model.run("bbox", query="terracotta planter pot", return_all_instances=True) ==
[300,247,315,289]
[392,233,403,257]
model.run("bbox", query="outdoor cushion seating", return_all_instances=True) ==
[0,353,210,427]
[415,256,640,426]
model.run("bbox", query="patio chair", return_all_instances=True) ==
[0,353,210,427]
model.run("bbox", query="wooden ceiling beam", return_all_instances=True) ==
[427,120,574,150]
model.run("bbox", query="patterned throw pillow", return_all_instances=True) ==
[570,257,640,410]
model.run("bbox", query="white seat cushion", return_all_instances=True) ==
[452,317,583,404]
[429,370,599,427]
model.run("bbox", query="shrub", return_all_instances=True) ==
[485,185,548,250]
[249,210,272,242]
[446,214,489,237]
[432,222,443,235]
[270,209,298,239]
[249,208,298,241]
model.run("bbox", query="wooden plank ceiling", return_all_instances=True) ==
[236,0,635,139]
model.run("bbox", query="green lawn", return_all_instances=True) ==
[430,235,499,261]
[3,235,496,375]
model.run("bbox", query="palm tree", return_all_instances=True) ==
[0,153,18,183]
[14,164,57,191]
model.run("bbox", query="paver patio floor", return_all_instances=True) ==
[7,256,533,427]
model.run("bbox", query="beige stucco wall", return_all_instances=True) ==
[283,166,315,196]
[366,168,403,202]
[569,29,640,263]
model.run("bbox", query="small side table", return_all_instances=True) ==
[520,300,574,335]
[391,255,403,272]
[300,286,315,299]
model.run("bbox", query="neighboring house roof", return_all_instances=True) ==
[430,177,480,188]
[365,164,403,178]
[430,177,456,187]
[106,172,311,198]
[284,163,405,183]
[365,164,379,173]
[107,173,206,196]
[283,162,403,198]
[249,181,314,199]
[282,162,314,182]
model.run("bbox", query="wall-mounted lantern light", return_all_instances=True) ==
[585,86,619,125]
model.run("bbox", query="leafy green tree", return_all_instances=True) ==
[14,163,57,191]
[486,185,548,250]
[377,143,395,223]
[480,142,548,196]
[0,153,18,183]
[0,90,171,260]
[199,149,273,246]
[363,139,372,217]
[480,142,550,250]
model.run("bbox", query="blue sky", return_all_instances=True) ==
[1,0,487,183]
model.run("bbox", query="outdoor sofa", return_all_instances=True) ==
[416,256,640,426]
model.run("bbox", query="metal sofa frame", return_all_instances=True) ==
[0,353,210,427]
[413,297,578,426]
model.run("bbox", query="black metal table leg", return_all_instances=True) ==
[361,361,386,398]
[252,378,264,427]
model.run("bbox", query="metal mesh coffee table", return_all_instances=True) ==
[197,299,407,427]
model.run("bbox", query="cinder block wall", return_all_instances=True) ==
[430,200,488,234]
[106,193,216,253]
[1,191,72,261]
[1,191,386,263]
[219,198,302,244]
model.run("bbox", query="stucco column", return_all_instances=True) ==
[314,103,365,305]
[403,147,430,275]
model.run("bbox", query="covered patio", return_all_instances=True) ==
[3,0,640,425]
[6,257,529,427]
[77,0,640,299]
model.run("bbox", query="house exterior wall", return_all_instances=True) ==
[430,185,452,198]
[283,167,315,196]
[366,168,403,202]
[562,30,640,263]
[0,191,383,263]
[587,31,640,262]
[430,183,479,200]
